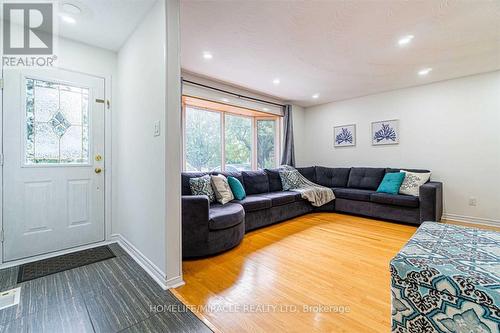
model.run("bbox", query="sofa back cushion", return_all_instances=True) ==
[182,172,207,195]
[296,167,316,183]
[347,167,386,190]
[242,170,270,194]
[315,167,351,188]
[265,168,283,192]
[386,168,430,175]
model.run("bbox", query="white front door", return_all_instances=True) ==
[2,68,105,261]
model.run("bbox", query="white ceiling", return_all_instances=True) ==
[56,0,156,51]
[180,0,500,107]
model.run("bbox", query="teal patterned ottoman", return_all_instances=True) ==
[390,222,500,333]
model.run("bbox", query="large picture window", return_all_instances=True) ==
[183,96,281,172]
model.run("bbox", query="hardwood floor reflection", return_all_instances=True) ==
[173,213,419,332]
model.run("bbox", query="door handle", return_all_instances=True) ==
[95,168,103,174]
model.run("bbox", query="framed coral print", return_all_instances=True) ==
[334,124,356,147]
[372,120,399,145]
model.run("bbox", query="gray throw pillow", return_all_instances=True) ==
[189,175,215,202]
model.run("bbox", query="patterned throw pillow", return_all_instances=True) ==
[279,169,302,191]
[399,170,431,196]
[189,175,215,202]
[210,175,234,205]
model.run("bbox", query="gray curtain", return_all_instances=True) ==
[280,104,295,166]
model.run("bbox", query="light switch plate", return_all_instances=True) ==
[154,121,161,137]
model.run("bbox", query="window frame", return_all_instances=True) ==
[182,96,281,172]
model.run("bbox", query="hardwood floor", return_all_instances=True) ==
[172,213,499,333]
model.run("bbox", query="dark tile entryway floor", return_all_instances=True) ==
[0,243,212,333]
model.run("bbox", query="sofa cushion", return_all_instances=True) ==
[262,191,297,206]
[386,168,430,174]
[210,174,234,205]
[208,203,245,231]
[279,169,303,190]
[399,170,432,197]
[315,167,351,188]
[296,167,316,183]
[377,172,405,195]
[370,193,419,208]
[233,195,272,212]
[265,169,283,192]
[181,172,207,195]
[242,170,269,195]
[228,176,246,200]
[347,167,386,190]
[189,175,216,202]
[333,188,375,201]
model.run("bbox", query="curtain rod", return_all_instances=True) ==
[182,79,286,108]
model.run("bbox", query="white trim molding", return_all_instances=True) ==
[443,213,500,228]
[110,234,185,290]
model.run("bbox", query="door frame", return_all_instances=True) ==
[0,67,113,267]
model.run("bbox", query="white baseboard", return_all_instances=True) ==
[166,276,185,289]
[443,213,500,227]
[109,234,184,290]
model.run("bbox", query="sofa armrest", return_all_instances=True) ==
[419,181,443,222]
[182,195,210,248]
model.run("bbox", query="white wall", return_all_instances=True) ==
[113,1,168,276]
[57,38,117,80]
[300,72,500,224]
[164,0,183,288]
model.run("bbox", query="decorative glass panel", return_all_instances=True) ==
[257,119,276,169]
[225,114,252,171]
[25,78,90,164]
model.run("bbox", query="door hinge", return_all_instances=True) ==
[0,230,4,242]
[0,78,4,89]
[0,153,3,166]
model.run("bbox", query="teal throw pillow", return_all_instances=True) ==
[377,172,406,195]
[227,176,246,200]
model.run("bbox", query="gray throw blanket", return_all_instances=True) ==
[278,166,335,207]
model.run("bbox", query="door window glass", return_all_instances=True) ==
[25,78,90,164]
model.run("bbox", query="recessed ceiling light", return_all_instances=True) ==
[312,93,320,99]
[418,68,432,76]
[60,14,76,24]
[272,78,280,85]
[202,51,213,60]
[221,98,229,102]
[62,3,82,15]
[398,35,414,46]
[262,107,269,111]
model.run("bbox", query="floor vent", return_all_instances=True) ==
[0,287,21,310]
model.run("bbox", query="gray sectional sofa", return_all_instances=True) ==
[181,167,443,258]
